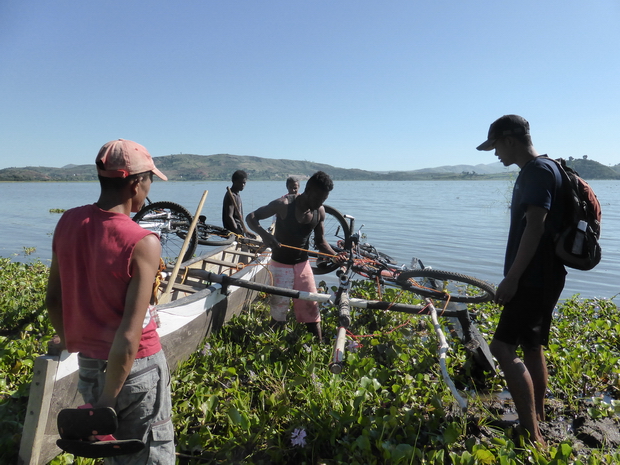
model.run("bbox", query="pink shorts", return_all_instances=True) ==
[269,260,320,323]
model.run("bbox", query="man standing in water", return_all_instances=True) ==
[46,139,175,462]
[222,170,255,238]
[477,115,566,446]
[246,171,344,340]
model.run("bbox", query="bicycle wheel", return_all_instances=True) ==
[195,223,235,246]
[395,269,495,303]
[133,201,197,265]
[310,205,351,275]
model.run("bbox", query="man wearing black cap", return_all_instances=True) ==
[477,115,566,446]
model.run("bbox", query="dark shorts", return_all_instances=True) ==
[493,277,565,348]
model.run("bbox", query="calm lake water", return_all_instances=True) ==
[1,180,617,301]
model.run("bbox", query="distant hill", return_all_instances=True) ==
[0,153,617,181]
[564,157,620,180]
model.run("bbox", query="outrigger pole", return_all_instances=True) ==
[177,268,470,317]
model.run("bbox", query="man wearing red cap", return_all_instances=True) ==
[477,116,566,447]
[46,139,175,462]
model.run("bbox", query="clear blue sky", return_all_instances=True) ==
[1,0,619,172]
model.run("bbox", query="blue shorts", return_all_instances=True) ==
[493,278,565,348]
[77,349,175,464]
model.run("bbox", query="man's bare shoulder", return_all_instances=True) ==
[134,234,162,260]
[266,196,291,209]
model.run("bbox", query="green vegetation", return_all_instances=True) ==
[566,156,620,180]
[1,258,620,464]
[0,258,53,464]
[1,153,618,182]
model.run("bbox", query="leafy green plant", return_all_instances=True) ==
[3,257,620,464]
[0,258,53,464]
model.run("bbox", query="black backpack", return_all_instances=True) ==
[551,158,602,271]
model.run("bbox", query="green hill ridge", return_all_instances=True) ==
[0,153,618,182]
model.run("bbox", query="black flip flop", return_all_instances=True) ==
[57,407,118,440]
[57,438,145,458]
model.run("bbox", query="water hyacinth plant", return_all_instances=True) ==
[1,258,620,464]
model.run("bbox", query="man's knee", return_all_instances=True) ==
[521,344,544,362]
[490,338,516,363]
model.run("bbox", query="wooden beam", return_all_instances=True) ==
[18,356,60,465]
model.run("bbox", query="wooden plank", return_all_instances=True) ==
[202,258,240,268]
[161,281,207,294]
[18,357,59,465]
[222,249,258,258]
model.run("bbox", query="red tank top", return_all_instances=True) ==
[52,204,161,359]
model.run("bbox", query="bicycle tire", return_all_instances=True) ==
[133,201,197,265]
[395,269,495,303]
[310,205,351,275]
[195,223,235,246]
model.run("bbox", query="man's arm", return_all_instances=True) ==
[46,252,66,353]
[246,200,283,249]
[495,205,548,304]
[313,207,340,256]
[95,234,162,409]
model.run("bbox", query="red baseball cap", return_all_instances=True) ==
[96,139,167,180]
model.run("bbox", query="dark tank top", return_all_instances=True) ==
[271,195,318,265]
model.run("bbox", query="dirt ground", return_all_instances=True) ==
[469,395,620,450]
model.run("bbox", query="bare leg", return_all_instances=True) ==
[490,339,546,447]
[305,322,322,341]
[523,345,548,422]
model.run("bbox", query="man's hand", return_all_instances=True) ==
[494,277,518,305]
[47,334,66,356]
[262,233,280,250]
[332,252,349,265]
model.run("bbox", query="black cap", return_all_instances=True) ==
[476,115,530,151]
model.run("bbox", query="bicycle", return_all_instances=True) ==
[322,212,496,381]
[181,207,496,403]
[133,199,253,265]
[188,215,236,247]
[309,205,352,275]
[132,199,198,265]
[309,205,495,304]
